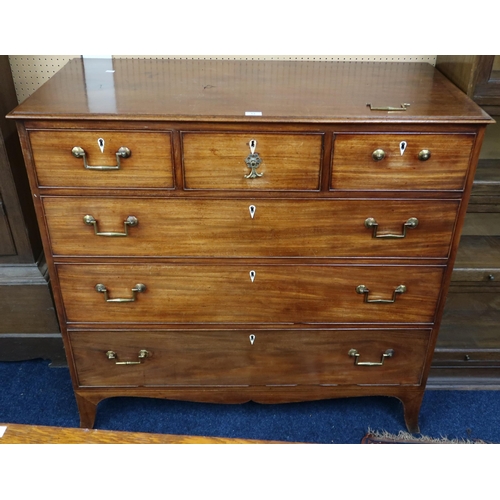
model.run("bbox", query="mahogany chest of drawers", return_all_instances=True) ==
[8,58,492,432]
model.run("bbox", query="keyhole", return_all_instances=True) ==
[249,139,257,154]
[98,138,105,153]
[249,205,256,219]
[249,334,256,345]
[400,141,407,156]
[249,270,256,282]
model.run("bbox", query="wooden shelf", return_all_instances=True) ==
[453,236,500,281]
[474,159,500,186]
[461,213,500,236]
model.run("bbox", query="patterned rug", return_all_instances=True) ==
[362,429,488,444]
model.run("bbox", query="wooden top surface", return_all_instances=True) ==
[0,423,291,444]
[7,58,492,124]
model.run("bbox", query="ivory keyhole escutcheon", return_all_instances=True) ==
[400,141,407,156]
[249,205,256,219]
[249,270,256,282]
[249,334,256,345]
[98,138,105,153]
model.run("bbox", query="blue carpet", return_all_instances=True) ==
[1,359,499,443]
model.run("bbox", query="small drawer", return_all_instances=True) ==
[43,197,459,259]
[432,348,500,368]
[29,130,175,189]
[57,263,444,324]
[331,133,475,191]
[437,288,500,365]
[451,234,500,284]
[182,132,323,190]
[70,328,431,387]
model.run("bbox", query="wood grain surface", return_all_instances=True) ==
[42,197,460,258]
[69,328,430,387]
[7,59,490,123]
[331,133,475,191]
[0,422,287,444]
[56,263,445,324]
[29,130,174,188]
[182,132,322,190]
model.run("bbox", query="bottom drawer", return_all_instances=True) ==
[434,287,500,368]
[70,329,431,387]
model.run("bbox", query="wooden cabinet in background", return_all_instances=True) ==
[0,56,63,365]
[436,56,500,116]
[432,56,500,385]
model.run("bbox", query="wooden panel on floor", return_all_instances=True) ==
[0,423,292,444]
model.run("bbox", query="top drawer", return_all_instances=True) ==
[182,132,323,190]
[28,130,175,189]
[331,133,475,191]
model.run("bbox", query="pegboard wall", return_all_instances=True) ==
[8,55,437,103]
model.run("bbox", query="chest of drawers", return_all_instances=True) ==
[8,58,492,432]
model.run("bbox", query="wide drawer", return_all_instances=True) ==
[29,130,175,189]
[69,328,431,387]
[43,197,459,258]
[182,132,323,190]
[57,264,445,324]
[331,133,475,191]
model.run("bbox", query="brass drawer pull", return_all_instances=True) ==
[366,103,410,111]
[348,348,394,366]
[356,284,406,303]
[418,149,431,161]
[95,283,146,302]
[244,139,263,179]
[106,349,150,365]
[71,146,131,170]
[365,217,418,238]
[84,215,138,237]
[372,149,386,161]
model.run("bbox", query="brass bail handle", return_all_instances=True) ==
[84,215,138,237]
[244,139,263,179]
[72,146,131,170]
[95,283,146,302]
[349,348,394,366]
[366,103,410,111]
[356,284,406,303]
[106,349,150,365]
[365,217,419,239]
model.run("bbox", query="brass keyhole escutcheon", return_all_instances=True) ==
[244,139,263,179]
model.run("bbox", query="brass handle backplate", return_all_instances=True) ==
[106,349,150,365]
[348,348,394,366]
[356,284,406,303]
[244,139,263,179]
[95,283,146,302]
[84,215,138,237]
[72,146,131,170]
[365,217,418,239]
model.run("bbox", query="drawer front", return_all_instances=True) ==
[43,197,459,258]
[70,329,431,387]
[57,264,444,324]
[29,130,174,188]
[182,132,323,190]
[331,133,475,191]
